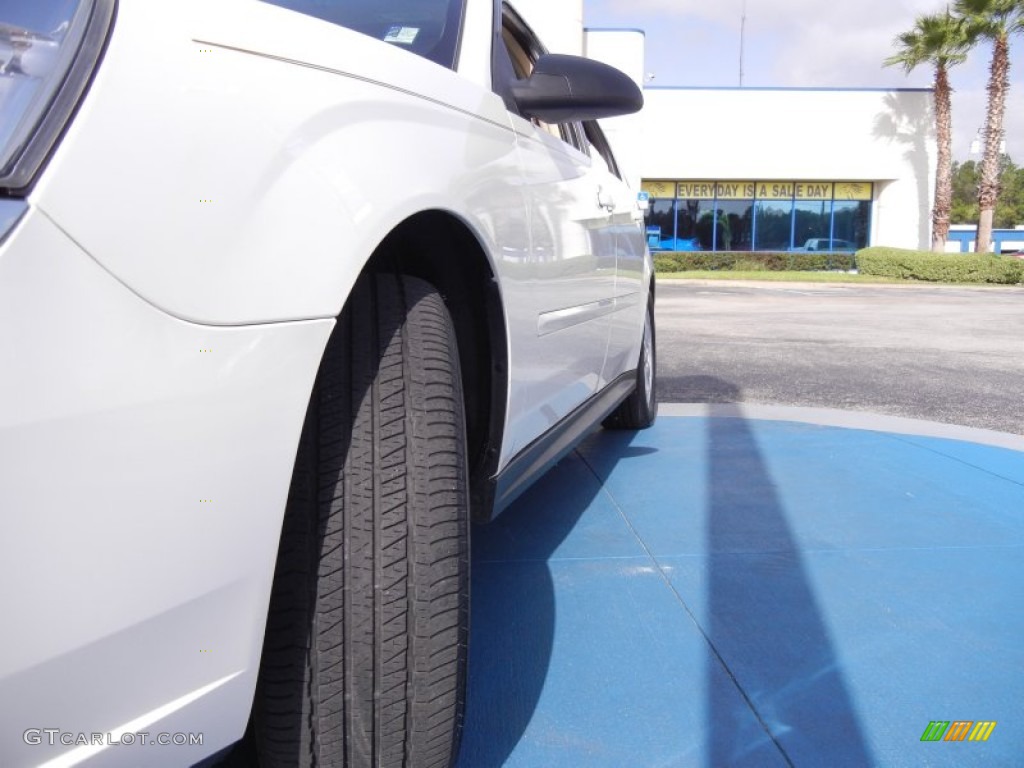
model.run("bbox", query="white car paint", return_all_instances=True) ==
[0,208,334,767]
[0,0,651,765]
[36,0,521,326]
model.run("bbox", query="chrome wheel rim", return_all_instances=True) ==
[642,310,654,405]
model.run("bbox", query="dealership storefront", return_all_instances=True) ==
[641,179,874,252]
[627,82,936,253]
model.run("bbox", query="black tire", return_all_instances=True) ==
[253,273,469,768]
[603,295,657,430]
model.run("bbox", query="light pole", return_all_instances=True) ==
[738,0,747,87]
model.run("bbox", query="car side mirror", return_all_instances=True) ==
[511,53,643,123]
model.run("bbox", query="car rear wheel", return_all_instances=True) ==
[603,295,657,430]
[253,273,469,768]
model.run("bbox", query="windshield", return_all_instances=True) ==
[260,0,464,69]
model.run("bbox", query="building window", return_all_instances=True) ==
[645,198,676,250]
[793,200,831,250]
[754,200,792,251]
[714,200,753,251]
[679,199,713,250]
[832,200,871,250]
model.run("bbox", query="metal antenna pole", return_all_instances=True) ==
[739,0,747,87]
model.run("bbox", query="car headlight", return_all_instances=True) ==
[0,0,115,195]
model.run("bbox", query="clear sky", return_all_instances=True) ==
[585,0,1023,161]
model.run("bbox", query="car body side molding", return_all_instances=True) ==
[478,369,636,521]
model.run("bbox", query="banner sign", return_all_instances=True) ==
[641,180,677,198]
[834,182,873,200]
[713,182,756,199]
[676,181,717,199]
[795,182,833,200]
[641,179,875,202]
[756,182,795,200]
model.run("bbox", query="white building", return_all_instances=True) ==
[512,1,937,252]
[632,82,935,252]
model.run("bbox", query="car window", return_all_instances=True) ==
[259,0,466,69]
[495,3,587,154]
[501,25,532,80]
[583,121,621,179]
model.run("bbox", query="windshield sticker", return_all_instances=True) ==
[383,26,419,45]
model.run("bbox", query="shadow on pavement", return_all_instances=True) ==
[661,373,749,404]
[701,378,874,767]
[456,430,665,767]
[456,451,605,768]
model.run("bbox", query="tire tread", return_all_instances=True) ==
[254,274,468,768]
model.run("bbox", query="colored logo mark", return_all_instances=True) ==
[921,721,996,742]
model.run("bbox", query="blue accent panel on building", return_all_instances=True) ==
[947,228,1024,252]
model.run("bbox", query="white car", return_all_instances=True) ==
[800,238,856,252]
[0,1,655,767]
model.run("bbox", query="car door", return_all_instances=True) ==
[583,119,650,386]
[493,5,618,453]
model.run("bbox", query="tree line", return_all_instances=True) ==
[951,155,1024,226]
[885,0,1023,253]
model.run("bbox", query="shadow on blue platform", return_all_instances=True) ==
[701,388,874,766]
[457,452,603,767]
[460,375,876,766]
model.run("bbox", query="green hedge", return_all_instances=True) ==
[857,247,1024,285]
[653,251,857,273]
[652,246,1024,284]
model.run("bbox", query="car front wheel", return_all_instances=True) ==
[253,273,469,768]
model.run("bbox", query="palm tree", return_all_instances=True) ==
[954,0,1024,253]
[885,9,971,252]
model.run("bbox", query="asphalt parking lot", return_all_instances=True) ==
[655,280,1024,435]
